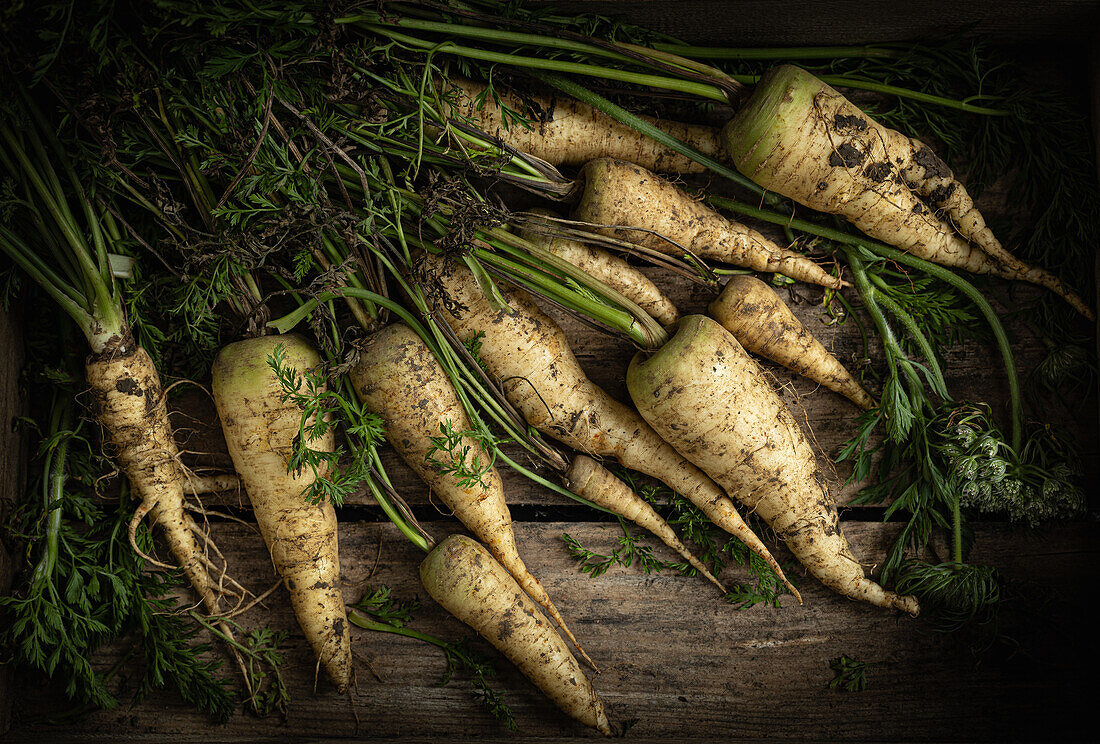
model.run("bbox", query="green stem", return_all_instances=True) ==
[865,248,1022,451]
[846,251,911,382]
[869,285,950,399]
[817,76,1008,116]
[360,24,730,102]
[340,13,638,67]
[364,464,433,554]
[347,609,451,648]
[531,70,771,200]
[495,451,613,516]
[723,73,1008,116]
[31,393,72,587]
[471,248,656,348]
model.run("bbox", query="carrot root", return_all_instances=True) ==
[420,534,613,735]
[575,158,844,291]
[724,64,1094,320]
[88,347,225,614]
[564,455,727,593]
[212,334,352,692]
[708,275,875,410]
[627,316,918,614]
[442,76,722,173]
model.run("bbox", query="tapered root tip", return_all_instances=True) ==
[893,593,920,617]
[851,387,877,411]
[702,568,728,595]
[580,647,600,675]
[761,553,801,604]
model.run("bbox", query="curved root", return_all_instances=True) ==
[128,500,175,570]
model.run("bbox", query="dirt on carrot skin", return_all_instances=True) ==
[627,315,918,614]
[350,321,594,669]
[574,158,844,291]
[420,534,613,736]
[88,346,226,615]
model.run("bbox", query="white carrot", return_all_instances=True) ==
[708,275,874,409]
[627,315,919,614]
[724,64,1093,319]
[420,534,613,735]
[574,158,844,291]
[442,76,723,173]
[212,334,352,691]
[564,455,726,592]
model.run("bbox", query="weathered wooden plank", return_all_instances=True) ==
[10,521,1096,742]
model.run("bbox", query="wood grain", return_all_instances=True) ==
[9,520,1096,742]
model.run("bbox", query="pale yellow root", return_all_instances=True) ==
[88,348,223,614]
[349,322,595,671]
[182,472,242,495]
[442,76,723,173]
[724,64,1093,320]
[626,315,919,615]
[575,158,844,291]
[564,455,726,593]
[519,208,680,326]
[420,534,612,736]
[212,334,352,692]
[420,251,800,602]
[899,143,1093,318]
[708,275,875,409]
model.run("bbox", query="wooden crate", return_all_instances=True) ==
[3,3,1099,741]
